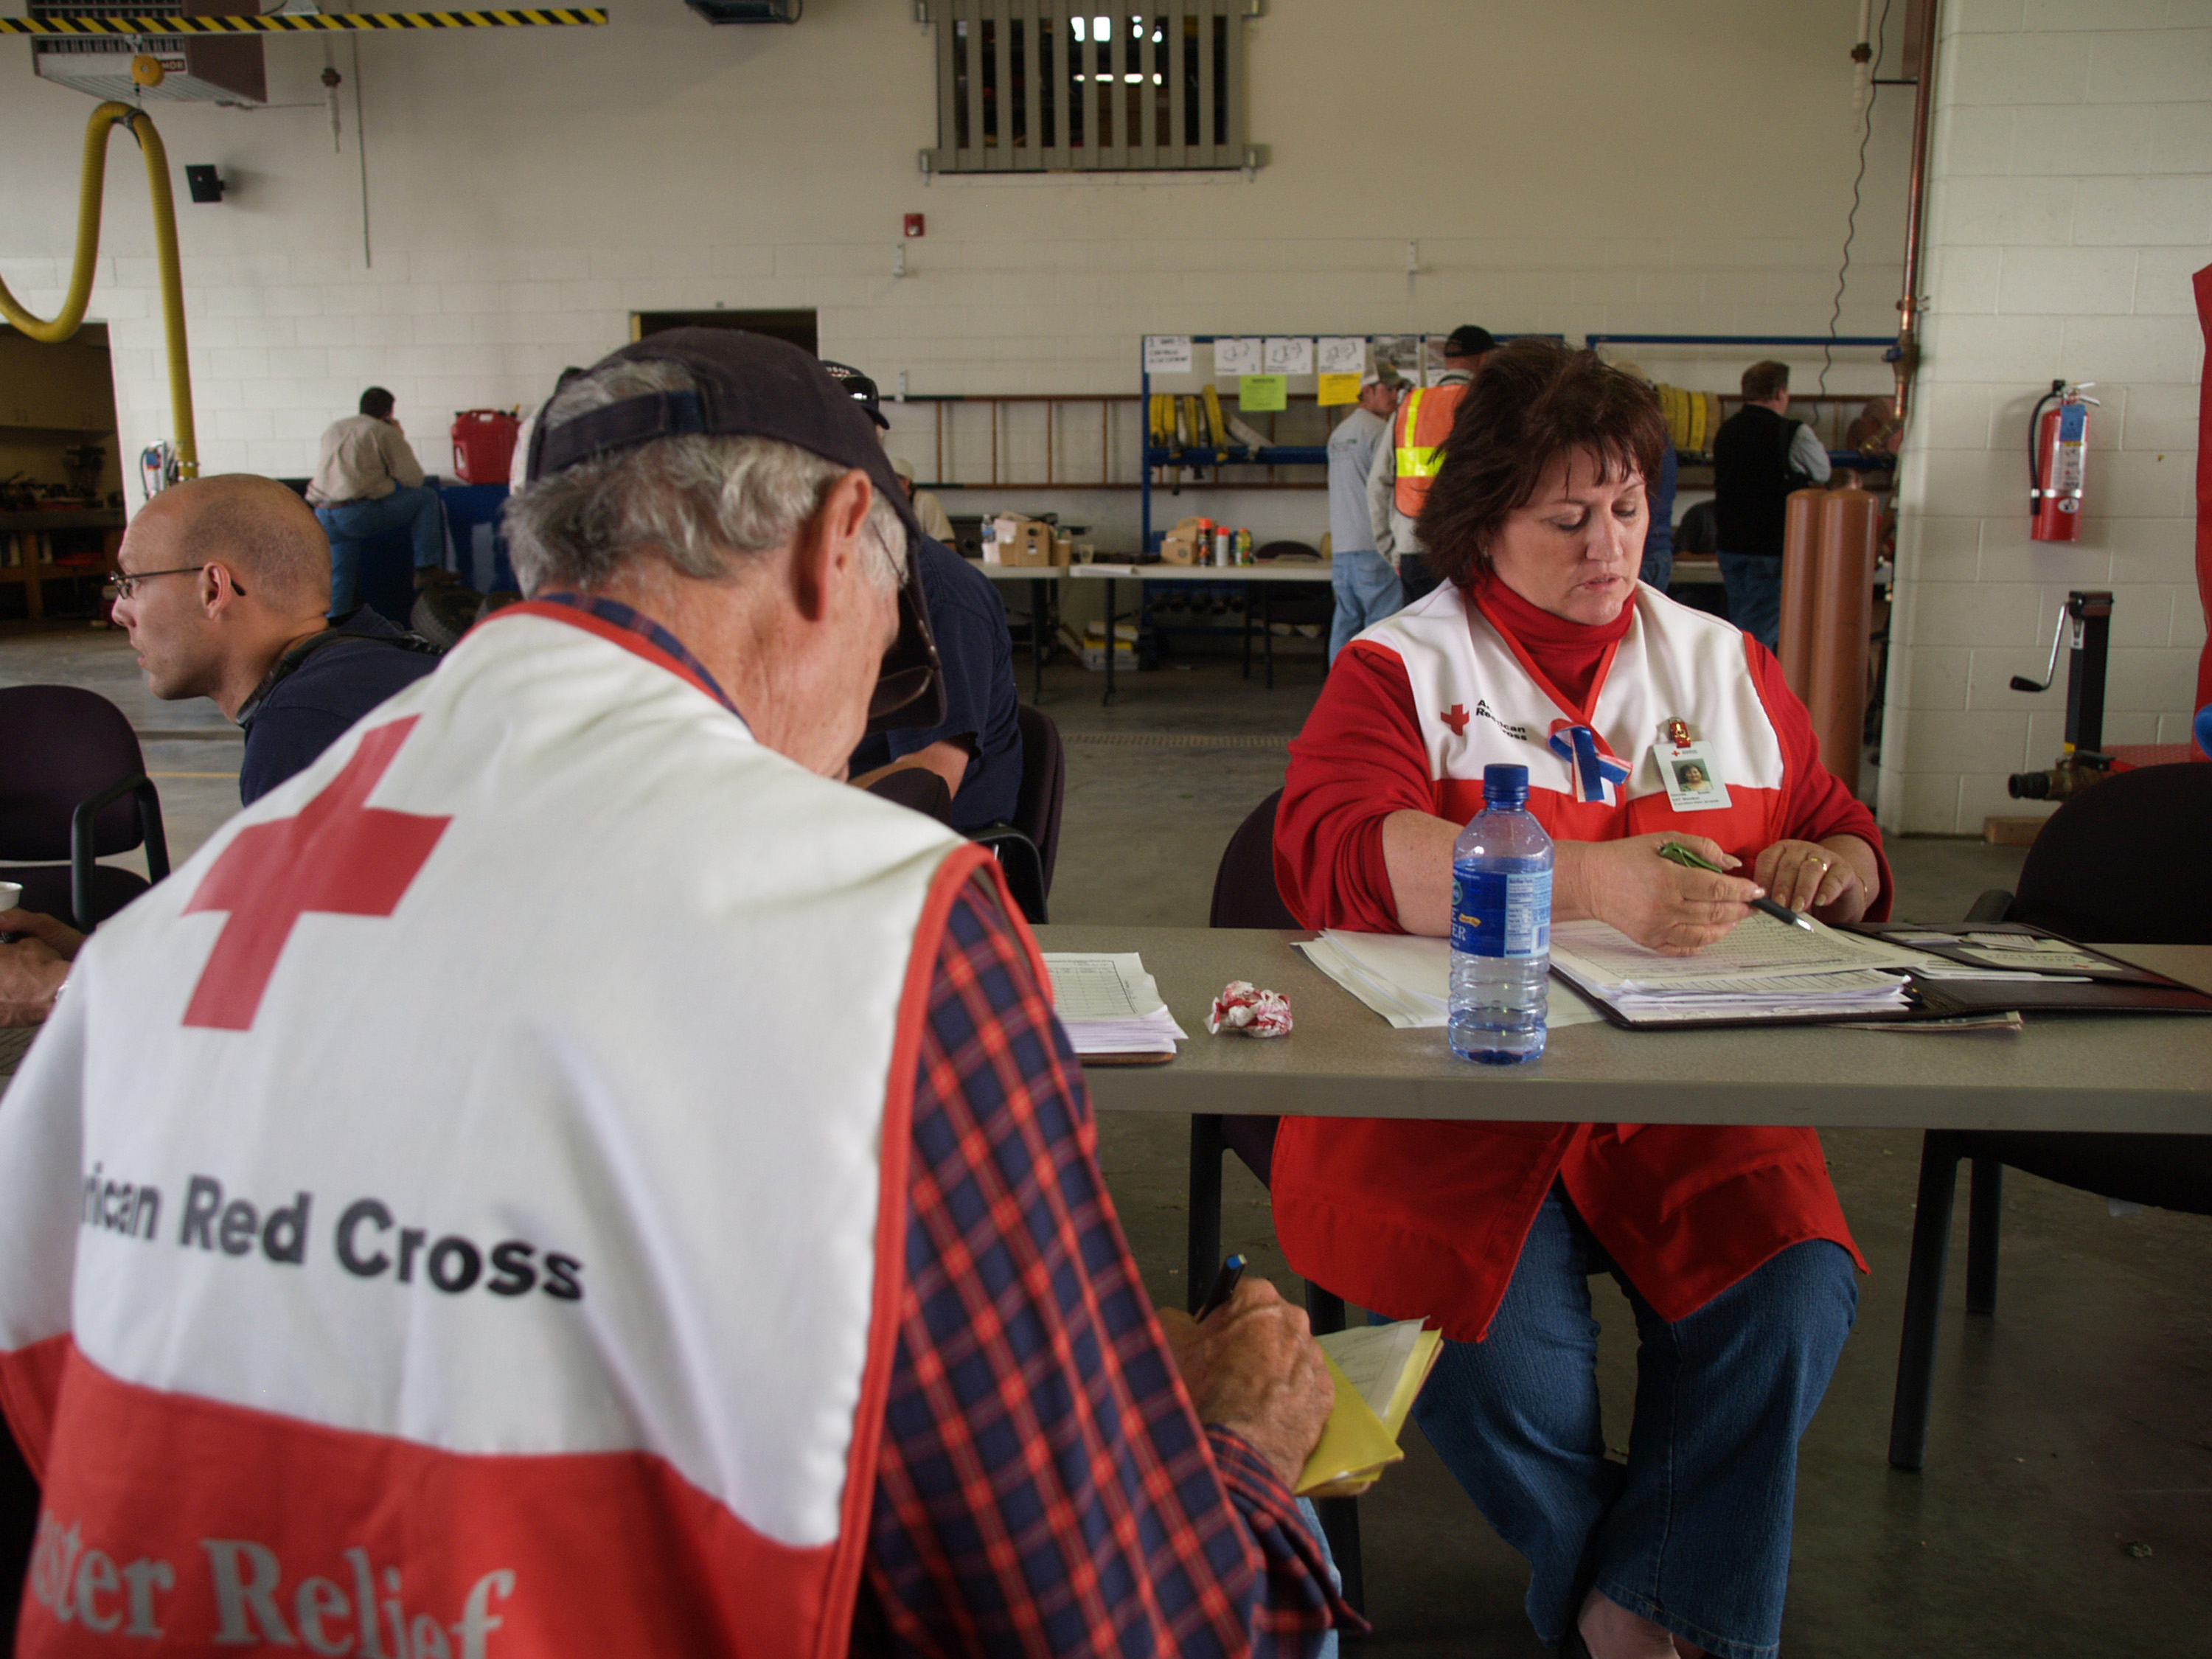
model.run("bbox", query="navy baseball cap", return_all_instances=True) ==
[524,329,941,734]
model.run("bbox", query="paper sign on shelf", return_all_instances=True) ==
[1238,374,1287,413]
[1214,336,1263,376]
[1264,336,1315,375]
[1144,335,1193,374]
[1317,336,1366,375]
[1317,372,1360,406]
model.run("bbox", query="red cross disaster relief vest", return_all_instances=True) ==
[0,600,996,1658]
[1390,382,1467,519]
[1372,577,1790,850]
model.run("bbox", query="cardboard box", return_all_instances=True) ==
[985,514,1068,568]
[1159,516,1206,566]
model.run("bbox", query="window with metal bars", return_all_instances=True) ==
[924,2,1256,174]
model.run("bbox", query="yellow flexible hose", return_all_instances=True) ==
[0,100,197,479]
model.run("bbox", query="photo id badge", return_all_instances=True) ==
[1658,740,1732,813]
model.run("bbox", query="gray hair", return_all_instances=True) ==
[503,357,907,597]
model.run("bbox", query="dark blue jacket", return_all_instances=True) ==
[849,538,1022,832]
[237,607,442,804]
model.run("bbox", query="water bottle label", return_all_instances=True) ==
[1451,869,1552,959]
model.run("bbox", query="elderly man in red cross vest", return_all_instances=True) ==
[0,332,1350,1656]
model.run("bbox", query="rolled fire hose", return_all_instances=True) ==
[0,100,198,481]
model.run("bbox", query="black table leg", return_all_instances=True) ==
[1102,577,1117,705]
[1029,576,1046,700]
[1186,1115,1223,1314]
[1889,1131,1962,1471]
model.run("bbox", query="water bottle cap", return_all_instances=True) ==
[1483,763,1530,804]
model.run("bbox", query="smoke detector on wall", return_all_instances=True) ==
[684,0,802,21]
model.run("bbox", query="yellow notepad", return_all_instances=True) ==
[1295,1320,1444,1498]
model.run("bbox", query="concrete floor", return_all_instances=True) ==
[6,622,2209,1656]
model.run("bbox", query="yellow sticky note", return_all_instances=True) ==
[1317,372,1360,406]
[1295,1350,1405,1498]
[1238,374,1287,413]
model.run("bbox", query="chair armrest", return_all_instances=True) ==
[1964,889,2014,924]
[70,774,169,931]
[968,826,1048,925]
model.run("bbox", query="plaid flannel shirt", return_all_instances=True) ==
[853,876,1344,1656]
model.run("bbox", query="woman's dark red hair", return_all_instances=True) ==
[1413,339,1666,588]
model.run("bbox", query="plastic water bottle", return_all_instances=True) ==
[1448,763,1554,1064]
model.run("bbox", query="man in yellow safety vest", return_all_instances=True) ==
[1366,324,1495,602]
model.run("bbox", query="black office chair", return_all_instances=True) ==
[1888,762,2212,1470]
[1196,787,1366,1609]
[1241,543,1332,690]
[970,705,1065,925]
[0,685,170,929]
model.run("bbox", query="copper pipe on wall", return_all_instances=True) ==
[1893,0,1942,428]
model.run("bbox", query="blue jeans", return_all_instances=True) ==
[1638,543,1674,594]
[316,485,447,613]
[1408,1192,1856,1659]
[1716,552,1782,653]
[1294,1497,1341,1659]
[1329,549,1404,663]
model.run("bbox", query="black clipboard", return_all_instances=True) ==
[1842,922,2212,1018]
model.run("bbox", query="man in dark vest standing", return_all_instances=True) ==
[1711,360,1830,650]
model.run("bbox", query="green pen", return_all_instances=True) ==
[1657,841,1817,932]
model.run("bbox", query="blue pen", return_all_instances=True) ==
[1196,1253,1247,1321]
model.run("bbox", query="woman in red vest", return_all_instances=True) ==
[1272,341,1891,1659]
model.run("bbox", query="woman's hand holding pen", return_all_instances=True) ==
[1556,832,1759,957]
[1157,1279,1333,1491]
[1753,836,1878,924]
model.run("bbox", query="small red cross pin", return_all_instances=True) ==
[1441,704,1471,736]
[181,717,451,1032]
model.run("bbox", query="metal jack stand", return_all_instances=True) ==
[2008,590,2114,801]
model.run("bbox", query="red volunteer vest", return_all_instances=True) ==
[1272,581,1866,1341]
[0,605,1002,1657]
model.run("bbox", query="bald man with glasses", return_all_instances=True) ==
[107,473,442,805]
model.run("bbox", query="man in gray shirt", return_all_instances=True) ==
[1326,367,1405,663]
[305,386,449,614]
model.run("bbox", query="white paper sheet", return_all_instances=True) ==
[1316,1321,1422,1422]
[1295,931,1607,1032]
[1041,953,1189,1055]
[1144,335,1194,373]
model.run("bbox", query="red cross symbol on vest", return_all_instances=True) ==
[1441,704,1471,736]
[181,717,451,1031]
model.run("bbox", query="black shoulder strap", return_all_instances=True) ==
[235,620,442,728]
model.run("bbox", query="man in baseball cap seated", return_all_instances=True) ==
[0,330,1349,1656]
[820,362,1023,834]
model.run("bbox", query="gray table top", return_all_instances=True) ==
[1036,926,2212,1136]
[1074,563,1332,582]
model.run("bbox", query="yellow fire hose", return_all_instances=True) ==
[0,100,197,480]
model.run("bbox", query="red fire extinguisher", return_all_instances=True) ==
[2029,380,2099,543]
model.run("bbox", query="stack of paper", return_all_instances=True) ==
[1548,915,1921,1023]
[1040,953,1189,1057]
[1295,930,1606,1031]
[1298,1319,1445,1498]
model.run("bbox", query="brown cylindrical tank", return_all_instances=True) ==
[1777,487,1830,697]
[1809,480,1880,796]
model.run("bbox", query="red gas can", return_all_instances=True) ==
[451,409,520,484]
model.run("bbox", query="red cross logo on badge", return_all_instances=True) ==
[181,717,451,1032]
[1441,704,1471,736]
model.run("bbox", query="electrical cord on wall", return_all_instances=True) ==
[1820,0,1891,396]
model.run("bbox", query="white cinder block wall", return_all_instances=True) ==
[1879,1,2210,835]
[1,0,1905,555]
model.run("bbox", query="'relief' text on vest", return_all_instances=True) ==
[26,1513,516,1655]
